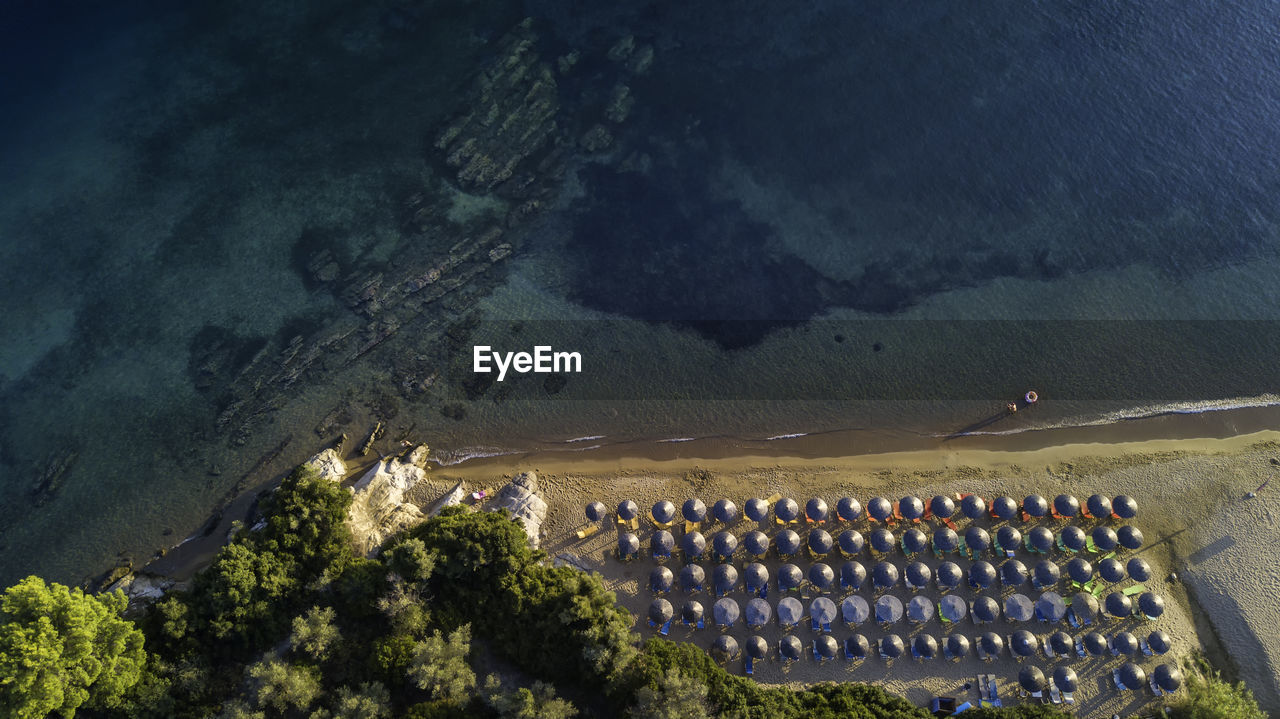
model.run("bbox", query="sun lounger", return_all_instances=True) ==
[659,620,671,636]
[745,657,753,676]
[1050,686,1061,704]
[1123,583,1147,596]
[1063,691,1074,705]
[575,525,600,539]
[1140,638,1152,656]
[1042,636,1053,658]
[986,675,1003,707]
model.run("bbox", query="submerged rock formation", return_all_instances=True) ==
[346,445,431,557]
[485,470,547,548]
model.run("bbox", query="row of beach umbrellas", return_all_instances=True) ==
[618,523,1145,562]
[639,557,1157,602]
[592,493,1137,526]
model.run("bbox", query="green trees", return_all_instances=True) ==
[627,668,710,719]
[1169,658,1267,719]
[483,674,579,719]
[290,606,340,661]
[245,657,321,714]
[0,576,146,718]
[407,625,476,703]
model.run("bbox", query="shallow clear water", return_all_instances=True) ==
[2,0,1280,585]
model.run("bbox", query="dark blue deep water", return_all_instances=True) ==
[2,0,1280,584]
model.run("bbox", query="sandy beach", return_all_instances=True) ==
[425,429,1280,717]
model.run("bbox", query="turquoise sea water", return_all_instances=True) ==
[3,0,1280,585]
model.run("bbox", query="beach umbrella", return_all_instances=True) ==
[618,533,640,559]
[806,498,829,523]
[814,634,838,660]
[780,635,803,661]
[930,495,956,519]
[778,597,803,628]
[712,634,739,661]
[712,532,738,561]
[713,598,740,628]
[945,633,971,661]
[973,596,1001,624]
[1113,495,1138,519]
[679,564,706,593]
[1092,526,1119,552]
[905,561,932,590]
[837,496,862,522]
[713,499,738,524]
[936,561,963,592]
[992,496,1018,520]
[907,595,935,623]
[778,564,803,592]
[808,529,833,556]
[872,561,899,591]
[808,563,835,591]
[743,530,768,558]
[940,594,968,623]
[1058,526,1087,553]
[745,635,769,660]
[846,633,871,660]
[1036,591,1067,623]
[1098,557,1126,583]
[996,526,1022,555]
[842,595,871,625]
[811,597,838,628]
[585,501,607,522]
[961,494,987,520]
[1023,495,1049,518]
[648,598,673,625]
[682,531,707,559]
[875,595,904,624]
[869,527,896,554]
[1139,592,1165,619]
[1118,525,1144,550]
[933,527,960,555]
[712,564,738,595]
[746,597,772,628]
[1127,557,1153,583]
[652,501,676,526]
[1048,630,1073,657]
[744,563,769,594]
[1155,664,1183,692]
[838,529,865,556]
[775,530,801,557]
[1032,560,1061,589]
[902,528,929,556]
[1110,631,1139,656]
[1105,592,1133,619]
[868,497,894,522]
[841,561,867,591]
[899,495,925,521]
[912,633,938,660]
[1026,527,1054,554]
[1066,557,1093,584]
[651,530,675,559]
[880,634,905,659]
[964,526,991,555]
[1001,559,1029,588]
[1086,493,1112,520]
[1005,593,1034,622]
[969,561,997,590]
[1052,666,1079,693]
[1053,494,1080,518]
[682,498,707,524]
[1070,592,1100,625]
[649,567,674,594]
[1148,629,1172,655]
[680,600,704,626]
[1082,631,1108,656]
[745,497,769,522]
[1018,665,1047,692]
[775,497,800,523]
[979,632,1004,658]
[617,500,639,521]
[1117,662,1146,691]
[1010,630,1037,658]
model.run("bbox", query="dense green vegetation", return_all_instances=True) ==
[1168,656,1268,719]
[0,463,1262,718]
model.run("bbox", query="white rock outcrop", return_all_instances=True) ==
[346,447,429,557]
[486,471,548,547]
[304,448,348,482]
